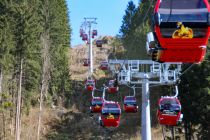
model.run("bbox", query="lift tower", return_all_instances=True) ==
[83,18,97,77]
[108,60,182,140]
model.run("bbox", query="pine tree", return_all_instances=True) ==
[12,1,42,139]
[47,0,71,106]
[13,0,42,111]
[180,52,210,139]
[0,1,16,139]
[119,1,153,59]
[0,0,72,139]
[119,1,137,39]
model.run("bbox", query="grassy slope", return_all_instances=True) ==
[44,38,185,140]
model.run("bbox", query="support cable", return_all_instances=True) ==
[179,64,195,78]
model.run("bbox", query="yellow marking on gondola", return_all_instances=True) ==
[95,105,100,109]
[107,113,114,119]
[172,22,193,39]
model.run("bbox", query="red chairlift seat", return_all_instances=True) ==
[83,59,90,66]
[82,34,88,41]
[85,79,95,91]
[96,40,103,47]
[99,101,121,127]
[100,61,109,70]
[123,96,138,113]
[108,80,118,94]
[90,97,104,113]
[152,0,210,63]
[157,97,183,126]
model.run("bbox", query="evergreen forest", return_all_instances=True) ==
[0,0,209,140]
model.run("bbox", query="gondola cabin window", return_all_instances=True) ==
[157,0,209,38]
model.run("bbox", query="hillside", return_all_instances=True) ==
[44,38,186,140]
[69,43,111,80]
[0,1,209,140]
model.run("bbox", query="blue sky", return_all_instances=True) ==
[66,0,139,46]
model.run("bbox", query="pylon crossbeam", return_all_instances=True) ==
[108,59,182,140]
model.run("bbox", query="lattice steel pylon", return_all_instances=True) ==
[108,59,182,140]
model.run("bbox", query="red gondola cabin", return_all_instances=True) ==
[157,97,183,126]
[150,0,210,63]
[99,101,121,127]
[96,40,103,47]
[123,96,138,113]
[108,80,118,94]
[85,79,95,91]
[100,61,109,70]
[83,59,90,66]
[90,97,104,113]
[80,29,84,37]
[82,34,88,41]
[92,30,97,36]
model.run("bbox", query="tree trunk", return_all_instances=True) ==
[15,58,23,140]
[37,1,51,139]
[37,74,44,140]
[0,68,3,139]
[37,32,51,140]
[0,67,3,101]
[11,75,17,137]
[2,112,6,140]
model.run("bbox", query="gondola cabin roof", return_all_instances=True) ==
[86,80,95,85]
[158,97,181,111]
[155,0,210,13]
[102,102,121,114]
[92,97,103,100]
[124,96,137,104]
[91,97,103,104]
[124,96,136,101]
[159,98,180,104]
[108,80,114,84]
[100,61,108,64]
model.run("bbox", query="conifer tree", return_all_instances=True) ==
[47,0,71,106]
[120,1,136,39]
